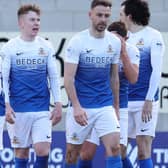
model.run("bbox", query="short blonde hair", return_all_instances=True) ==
[17,4,41,19]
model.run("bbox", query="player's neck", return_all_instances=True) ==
[129,24,145,33]
[89,28,105,38]
[20,34,36,42]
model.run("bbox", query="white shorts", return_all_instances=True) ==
[7,111,52,148]
[128,101,159,138]
[119,108,128,146]
[86,127,100,146]
[85,108,128,146]
[0,116,5,150]
[66,106,120,145]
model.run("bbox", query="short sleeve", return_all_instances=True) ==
[64,36,81,64]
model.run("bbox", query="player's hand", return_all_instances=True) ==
[5,103,15,124]
[112,33,127,59]
[50,102,62,126]
[142,100,152,123]
[119,37,127,57]
[74,106,88,126]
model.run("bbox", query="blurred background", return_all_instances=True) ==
[0,0,167,167]
[0,0,167,32]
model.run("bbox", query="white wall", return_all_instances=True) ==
[0,0,167,32]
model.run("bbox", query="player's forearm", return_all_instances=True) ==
[112,92,119,111]
[2,67,10,103]
[48,55,62,103]
[145,69,161,101]
[49,76,61,103]
[111,75,119,110]
[3,78,10,103]
[122,54,139,84]
[5,102,11,108]
[64,76,81,108]
[146,38,164,100]
[2,53,11,103]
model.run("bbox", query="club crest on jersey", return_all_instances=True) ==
[38,47,48,56]
[136,38,144,47]
[107,44,113,53]
[12,136,20,144]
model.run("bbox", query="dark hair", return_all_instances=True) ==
[91,0,112,9]
[17,4,41,18]
[107,21,127,38]
[121,0,150,26]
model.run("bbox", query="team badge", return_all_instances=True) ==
[136,38,144,47]
[107,44,113,53]
[38,47,48,56]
